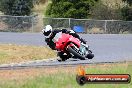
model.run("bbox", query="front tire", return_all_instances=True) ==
[87,53,94,59]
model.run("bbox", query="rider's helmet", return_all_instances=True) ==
[42,25,52,38]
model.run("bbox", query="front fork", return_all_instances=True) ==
[80,43,93,57]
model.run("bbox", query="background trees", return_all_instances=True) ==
[90,0,123,20]
[45,0,98,19]
[121,0,132,21]
[0,0,33,16]
[0,0,131,21]
[45,0,131,20]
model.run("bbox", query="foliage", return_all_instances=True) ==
[0,0,33,16]
[121,6,132,21]
[91,0,123,20]
[34,0,48,4]
[45,0,98,19]
[122,0,132,5]
[121,0,132,21]
[0,0,16,15]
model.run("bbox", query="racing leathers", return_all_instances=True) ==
[44,29,86,50]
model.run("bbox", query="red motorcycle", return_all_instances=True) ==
[52,32,94,61]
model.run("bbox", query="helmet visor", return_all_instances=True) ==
[44,30,51,36]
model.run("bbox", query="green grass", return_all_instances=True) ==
[0,63,131,88]
[0,52,8,60]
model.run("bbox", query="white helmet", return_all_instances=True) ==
[42,25,52,38]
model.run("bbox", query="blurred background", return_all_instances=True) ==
[0,0,131,33]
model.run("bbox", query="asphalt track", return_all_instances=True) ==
[0,32,132,69]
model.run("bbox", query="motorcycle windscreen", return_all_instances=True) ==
[52,32,62,42]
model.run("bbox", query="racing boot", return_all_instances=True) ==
[57,52,72,61]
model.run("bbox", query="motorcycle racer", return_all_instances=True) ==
[42,25,87,50]
[42,25,89,61]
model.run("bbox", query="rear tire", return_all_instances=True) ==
[68,46,85,60]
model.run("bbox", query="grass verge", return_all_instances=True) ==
[0,44,56,64]
[0,62,131,88]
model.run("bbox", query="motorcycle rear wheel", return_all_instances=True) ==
[68,46,85,60]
